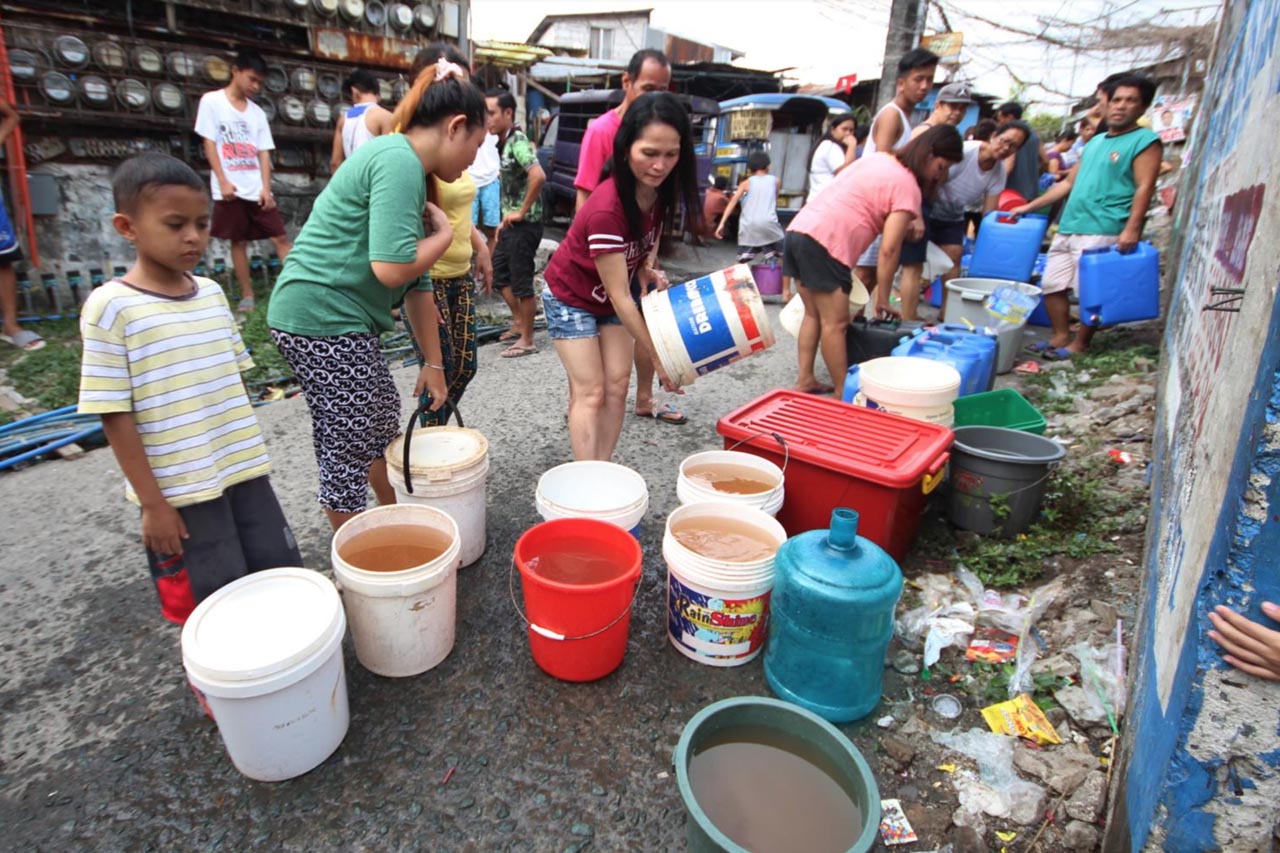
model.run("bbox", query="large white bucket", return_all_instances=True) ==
[536,460,649,538]
[181,568,349,782]
[664,501,787,667]
[848,356,961,427]
[944,278,1040,374]
[385,425,489,568]
[642,264,775,387]
[676,450,785,517]
[331,504,461,678]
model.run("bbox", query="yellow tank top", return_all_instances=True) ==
[431,171,477,279]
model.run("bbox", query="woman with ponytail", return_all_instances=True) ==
[541,91,701,461]
[268,58,486,529]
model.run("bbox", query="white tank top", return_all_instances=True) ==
[342,103,377,157]
[737,174,785,247]
[862,102,911,156]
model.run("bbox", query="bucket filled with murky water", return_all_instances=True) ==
[513,517,643,682]
[664,501,786,667]
[674,696,880,853]
[331,504,461,677]
[676,439,787,517]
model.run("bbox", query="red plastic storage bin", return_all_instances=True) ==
[717,390,953,560]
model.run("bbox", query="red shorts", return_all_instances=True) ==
[211,197,287,242]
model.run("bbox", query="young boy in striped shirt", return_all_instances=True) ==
[78,153,301,624]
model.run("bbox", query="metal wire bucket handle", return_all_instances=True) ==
[508,559,642,641]
[725,430,790,504]
[400,397,462,495]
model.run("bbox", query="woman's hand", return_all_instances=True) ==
[653,358,684,394]
[414,364,448,411]
[474,245,493,293]
[873,300,901,321]
[637,265,669,295]
[1209,602,1280,681]
[714,223,726,240]
[906,217,925,241]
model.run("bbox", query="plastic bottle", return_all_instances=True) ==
[764,508,904,723]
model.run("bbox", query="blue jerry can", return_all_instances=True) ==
[1078,242,1160,327]
[968,211,1050,282]
[764,508,904,723]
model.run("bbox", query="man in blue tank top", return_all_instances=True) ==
[1011,74,1162,357]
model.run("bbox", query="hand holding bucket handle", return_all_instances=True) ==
[507,559,641,641]
[400,397,463,495]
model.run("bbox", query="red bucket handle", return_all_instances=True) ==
[508,559,642,642]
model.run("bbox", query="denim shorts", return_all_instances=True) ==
[541,288,621,340]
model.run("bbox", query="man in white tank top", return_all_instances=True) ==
[855,47,938,314]
[329,69,392,173]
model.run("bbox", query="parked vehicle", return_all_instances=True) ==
[714,93,853,222]
[537,90,720,221]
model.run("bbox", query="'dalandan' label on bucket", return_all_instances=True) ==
[668,576,770,660]
[666,266,769,377]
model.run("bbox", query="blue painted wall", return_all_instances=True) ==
[1106,2,1280,849]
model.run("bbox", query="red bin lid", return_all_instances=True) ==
[716,389,954,489]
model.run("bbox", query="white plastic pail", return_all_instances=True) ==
[181,568,349,782]
[331,504,461,677]
[642,264,775,387]
[664,502,786,667]
[385,425,489,567]
[848,356,961,427]
[676,450,785,517]
[536,461,649,538]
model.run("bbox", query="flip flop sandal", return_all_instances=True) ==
[1043,346,1077,361]
[0,329,45,351]
[500,344,536,358]
[498,329,520,342]
[800,384,835,395]
[1025,341,1052,354]
[637,402,687,425]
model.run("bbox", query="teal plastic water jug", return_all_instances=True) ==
[764,508,904,722]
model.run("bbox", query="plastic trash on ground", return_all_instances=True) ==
[930,728,1047,827]
[879,798,918,845]
[1066,636,1127,727]
[980,693,1062,745]
[895,573,977,668]
[955,565,1065,699]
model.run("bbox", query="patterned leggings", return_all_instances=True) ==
[404,272,478,426]
[270,330,401,514]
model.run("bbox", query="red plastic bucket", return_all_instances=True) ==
[513,518,643,682]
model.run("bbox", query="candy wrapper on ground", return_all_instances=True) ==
[965,626,1020,663]
[981,693,1062,745]
[878,798,918,845]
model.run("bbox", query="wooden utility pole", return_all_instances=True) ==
[875,0,928,110]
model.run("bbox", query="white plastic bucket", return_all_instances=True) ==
[849,356,961,427]
[664,501,787,667]
[385,425,489,568]
[642,264,775,387]
[944,278,1040,374]
[536,460,649,538]
[181,568,348,782]
[331,504,461,678]
[780,276,869,337]
[676,450,785,517]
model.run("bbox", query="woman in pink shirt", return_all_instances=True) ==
[783,124,963,399]
[542,92,701,461]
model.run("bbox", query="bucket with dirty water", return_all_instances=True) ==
[664,501,787,667]
[642,264,774,387]
[674,696,880,853]
[181,568,348,782]
[385,401,489,567]
[332,504,461,677]
[535,460,648,538]
[948,426,1066,536]
[512,518,643,682]
[676,445,786,517]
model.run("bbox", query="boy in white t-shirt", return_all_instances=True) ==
[195,50,292,313]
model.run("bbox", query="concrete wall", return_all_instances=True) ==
[1106,2,1280,850]
[537,15,649,62]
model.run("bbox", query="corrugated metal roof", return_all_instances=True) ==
[473,40,554,69]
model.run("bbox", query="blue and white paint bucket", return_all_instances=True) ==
[535,461,649,539]
[642,264,775,387]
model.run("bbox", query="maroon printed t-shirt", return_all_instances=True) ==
[545,177,662,317]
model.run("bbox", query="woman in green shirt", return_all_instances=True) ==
[268,59,487,529]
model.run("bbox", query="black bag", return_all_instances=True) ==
[845,318,928,365]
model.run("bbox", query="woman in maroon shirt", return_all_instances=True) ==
[541,92,701,461]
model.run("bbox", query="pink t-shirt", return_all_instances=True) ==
[545,177,662,316]
[788,153,922,268]
[573,108,622,193]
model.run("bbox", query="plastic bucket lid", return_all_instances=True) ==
[859,357,961,408]
[386,426,489,483]
[331,504,461,598]
[182,568,345,698]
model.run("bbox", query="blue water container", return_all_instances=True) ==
[1027,252,1051,326]
[968,211,1050,282]
[1078,242,1160,327]
[892,330,993,397]
[764,508,904,723]
[916,324,998,393]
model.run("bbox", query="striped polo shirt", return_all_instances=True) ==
[78,276,270,507]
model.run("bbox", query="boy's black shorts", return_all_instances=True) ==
[146,475,301,624]
[492,219,544,298]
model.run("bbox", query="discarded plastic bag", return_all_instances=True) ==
[1067,638,1127,724]
[930,728,1047,825]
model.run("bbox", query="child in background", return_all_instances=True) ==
[715,151,785,263]
[703,175,730,235]
[78,153,301,624]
